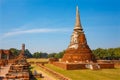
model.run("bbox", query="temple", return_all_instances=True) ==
[50,6,114,70]
[0,49,12,60]
[62,6,95,62]
[15,44,27,64]
[17,44,25,58]
[0,44,30,79]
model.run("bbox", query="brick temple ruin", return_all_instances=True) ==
[0,49,12,60]
[50,6,114,70]
[0,44,30,80]
[62,6,95,63]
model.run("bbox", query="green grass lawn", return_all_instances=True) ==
[30,64,58,80]
[45,64,120,80]
[27,58,120,80]
[30,64,42,80]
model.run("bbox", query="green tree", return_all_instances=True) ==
[92,47,120,60]
[25,49,33,58]
[33,52,41,58]
[48,53,56,58]
[10,48,20,57]
[41,52,48,58]
[48,50,65,58]
[114,48,120,59]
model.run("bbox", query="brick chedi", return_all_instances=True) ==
[15,44,27,64]
[62,6,95,62]
[52,6,114,70]
[17,44,25,58]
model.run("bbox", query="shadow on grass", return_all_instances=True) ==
[30,75,37,80]
[29,66,38,80]
[29,66,43,80]
[29,66,34,69]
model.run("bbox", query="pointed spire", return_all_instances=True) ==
[74,6,83,31]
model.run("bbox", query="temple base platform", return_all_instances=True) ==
[51,62,114,70]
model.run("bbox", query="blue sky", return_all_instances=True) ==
[0,0,120,53]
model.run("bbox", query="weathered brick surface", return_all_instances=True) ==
[62,33,96,62]
[52,62,86,70]
[52,62,114,70]
[97,60,120,67]
[98,63,114,69]
[62,6,96,63]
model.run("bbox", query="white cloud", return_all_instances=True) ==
[2,28,71,38]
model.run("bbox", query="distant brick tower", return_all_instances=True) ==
[22,44,25,52]
[21,43,25,55]
[62,6,95,62]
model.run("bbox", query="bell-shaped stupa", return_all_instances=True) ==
[62,6,95,62]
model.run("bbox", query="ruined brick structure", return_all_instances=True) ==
[50,6,114,70]
[15,44,27,64]
[0,49,11,60]
[4,44,30,80]
[62,6,95,62]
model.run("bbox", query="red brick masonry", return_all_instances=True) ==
[52,62,114,70]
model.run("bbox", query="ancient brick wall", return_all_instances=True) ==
[52,62,67,69]
[97,60,120,67]
[52,62,86,70]
[98,63,114,69]
[52,62,114,70]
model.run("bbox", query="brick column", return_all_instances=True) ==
[7,54,9,60]
[0,53,1,59]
